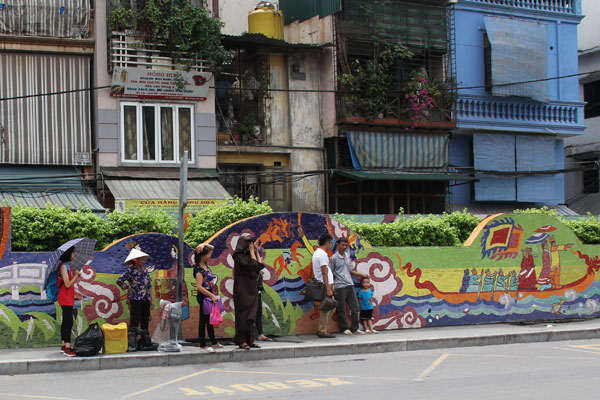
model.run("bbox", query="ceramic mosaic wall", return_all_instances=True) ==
[1,209,600,348]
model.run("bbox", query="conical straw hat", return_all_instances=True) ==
[124,248,150,264]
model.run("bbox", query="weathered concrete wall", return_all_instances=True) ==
[4,209,597,348]
[266,54,291,147]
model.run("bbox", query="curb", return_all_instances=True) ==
[1,326,599,375]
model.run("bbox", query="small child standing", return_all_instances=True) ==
[357,277,377,334]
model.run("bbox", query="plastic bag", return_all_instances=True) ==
[319,296,338,312]
[209,303,223,326]
[203,296,225,314]
[74,323,104,357]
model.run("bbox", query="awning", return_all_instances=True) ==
[568,193,600,216]
[484,16,548,102]
[0,166,104,212]
[338,170,475,182]
[0,191,104,212]
[106,180,231,200]
[346,131,448,169]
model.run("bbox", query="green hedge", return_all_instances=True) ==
[184,196,272,246]
[11,205,176,251]
[9,202,600,251]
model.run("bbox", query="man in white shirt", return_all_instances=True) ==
[312,232,335,338]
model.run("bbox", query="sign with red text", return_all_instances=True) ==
[110,68,211,100]
[114,199,228,214]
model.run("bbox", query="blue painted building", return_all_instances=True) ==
[448,0,585,211]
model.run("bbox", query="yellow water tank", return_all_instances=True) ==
[248,1,284,40]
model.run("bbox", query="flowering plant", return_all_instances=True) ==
[401,72,457,129]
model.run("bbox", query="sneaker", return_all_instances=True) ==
[63,347,76,357]
[356,330,366,335]
[366,330,373,334]
[343,329,352,335]
[317,332,336,338]
[200,347,215,353]
[371,329,379,334]
[60,345,65,354]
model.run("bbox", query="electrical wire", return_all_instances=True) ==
[1,69,598,102]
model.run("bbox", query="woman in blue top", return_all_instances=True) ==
[194,243,223,352]
[357,277,378,334]
[117,248,152,332]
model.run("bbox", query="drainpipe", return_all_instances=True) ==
[212,0,219,18]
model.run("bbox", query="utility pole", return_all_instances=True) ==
[176,151,188,304]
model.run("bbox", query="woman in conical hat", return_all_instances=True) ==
[117,248,152,333]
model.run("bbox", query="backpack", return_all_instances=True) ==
[45,264,69,302]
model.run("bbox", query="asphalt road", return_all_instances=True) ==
[1,339,600,400]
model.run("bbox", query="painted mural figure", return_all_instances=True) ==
[508,271,519,291]
[482,269,496,292]
[548,237,572,289]
[518,248,537,291]
[537,241,553,291]
[460,269,470,293]
[495,269,507,293]
[466,268,482,292]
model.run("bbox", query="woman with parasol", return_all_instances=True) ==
[117,248,153,333]
[57,247,81,357]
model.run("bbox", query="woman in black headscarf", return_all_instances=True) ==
[233,235,266,350]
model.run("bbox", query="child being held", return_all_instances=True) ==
[357,277,377,334]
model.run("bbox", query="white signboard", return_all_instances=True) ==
[110,68,211,100]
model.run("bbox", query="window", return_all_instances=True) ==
[583,161,599,194]
[121,103,194,163]
[483,33,492,92]
[584,81,600,119]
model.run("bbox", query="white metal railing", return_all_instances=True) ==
[465,0,580,14]
[109,31,209,73]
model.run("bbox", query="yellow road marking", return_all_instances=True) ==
[121,369,212,399]
[0,395,84,400]
[286,380,327,388]
[230,384,267,392]
[213,369,402,381]
[552,347,600,356]
[179,388,208,396]
[569,344,600,350]
[257,382,293,390]
[415,353,450,382]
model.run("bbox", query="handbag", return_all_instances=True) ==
[319,296,338,311]
[203,296,225,314]
[303,266,326,302]
[209,303,223,326]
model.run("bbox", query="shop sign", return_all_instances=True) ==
[110,68,211,100]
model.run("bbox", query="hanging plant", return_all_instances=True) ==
[108,0,226,74]
[402,71,458,128]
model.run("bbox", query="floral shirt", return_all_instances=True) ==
[117,266,152,301]
[194,266,217,299]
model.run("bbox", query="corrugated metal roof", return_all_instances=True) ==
[280,0,342,24]
[339,170,476,181]
[222,33,326,49]
[0,166,83,191]
[101,167,218,180]
[106,180,232,200]
[0,191,104,212]
[568,193,600,216]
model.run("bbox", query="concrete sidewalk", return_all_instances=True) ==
[2,319,600,375]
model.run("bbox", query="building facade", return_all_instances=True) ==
[449,0,585,213]
[564,0,600,214]
[0,0,104,212]
[94,0,230,213]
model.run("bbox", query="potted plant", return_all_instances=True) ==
[239,114,261,144]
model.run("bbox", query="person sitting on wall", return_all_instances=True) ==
[117,249,153,335]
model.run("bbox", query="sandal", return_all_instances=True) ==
[238,344,251,350]
[249,343,261,348]
[212,343,224,349]
[257,334,274,341]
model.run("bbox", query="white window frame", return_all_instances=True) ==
[120,102,195,165]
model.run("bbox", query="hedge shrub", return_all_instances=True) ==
[11,205,176,251]
[184,196,272,246]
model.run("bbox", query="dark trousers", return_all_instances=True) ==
[130,300,151,331]
[198,309,217,348]
[334,285,360,332]
[255,292,263,336]
[60,305,74,343]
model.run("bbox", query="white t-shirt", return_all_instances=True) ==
[312,247,333,284]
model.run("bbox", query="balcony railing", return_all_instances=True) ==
[463,0,581,14]
[109,31,208,73]
[336,92,455,127]
[456,95,585,133]
[0,0,92,39]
